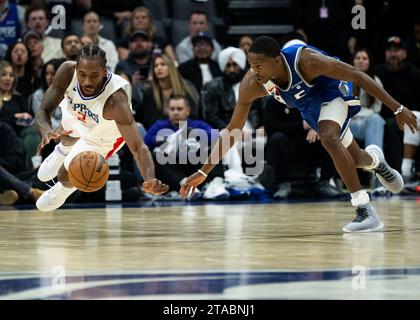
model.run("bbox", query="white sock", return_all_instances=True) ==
[364,151,380,170]
[56,142,73,157]
[401,158,415,177]
[350,189,370,207]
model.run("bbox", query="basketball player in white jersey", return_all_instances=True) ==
[35,45,168,211]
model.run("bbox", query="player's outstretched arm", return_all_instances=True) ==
[179,71,267,198]
[36,61,76,151]
[105,89,169,195]
[299,49,417,133]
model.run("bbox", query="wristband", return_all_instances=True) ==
[394,105,404,115]
[198,169,208,177]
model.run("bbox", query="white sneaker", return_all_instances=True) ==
[36,182,76,212]
[224,169,254,189]
[37,145,67,182]
[366,145,404,193]
[203,177,230,200]
[342,203,384,233]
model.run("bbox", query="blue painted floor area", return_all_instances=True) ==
[0,268,419,299]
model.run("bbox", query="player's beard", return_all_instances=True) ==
[223,70,245,85]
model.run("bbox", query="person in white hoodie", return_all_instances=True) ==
[350,48,385,150]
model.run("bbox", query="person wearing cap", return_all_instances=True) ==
[378,36,420,192]
[23,30,44,76]
[178,32,222,94]
[115,29,153,91]
[25,4,64,63]
[375,35,420,179]
[82,11,119,72]
[175,10,222,64]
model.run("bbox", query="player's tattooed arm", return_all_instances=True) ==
[36,61,75,133]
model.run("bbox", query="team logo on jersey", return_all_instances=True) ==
[339,81,351,96]
[73,103,99,124]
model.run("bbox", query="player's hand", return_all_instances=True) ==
[37,129,73,154]
[302,120,311,131]
[306,129,319,144]
[142,178,169,195]
[396,107,417,133]
[179,171,207,199]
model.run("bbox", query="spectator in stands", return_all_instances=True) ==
[176,10,222,64]
[290,0,355,61]
[25,4,64,62]
[350,48,385,149]
[178,32,222,94]
[202,47,264,175]
[60,34,82,61]
[23,30,44,77]
[399,109,420,192]
[406,16,420,68]
[262,96,340,199]
[115,30,153,91]
[145,95,228,200]
[0,0,26,59]
[119,6,176,63]
[83,0,141,35]
[30,59,63,131]
[376,36,420,171]
[5,41,39,98]
[238,35,253,57]
[0,60,40,170]
[202,47,262,130]
[82,11,119,71]
[81,35,94,46]
[140,54,199,129]
[0,122,43,205]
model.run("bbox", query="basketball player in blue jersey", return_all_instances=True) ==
[180,36,418,233]
[35,45,168,211]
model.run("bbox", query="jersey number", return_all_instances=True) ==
[77,111,87,124]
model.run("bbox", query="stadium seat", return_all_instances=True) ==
[172,0,218,20]
[71,17,117,43]
[143,0,169,20]
[171,19,216,46]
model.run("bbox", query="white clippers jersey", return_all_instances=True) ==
[60,68,132,145]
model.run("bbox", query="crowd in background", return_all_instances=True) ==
[1,0,420,206]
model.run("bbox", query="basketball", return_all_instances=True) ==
[68,151,109,192]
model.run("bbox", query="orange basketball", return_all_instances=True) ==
[68,151,109,192]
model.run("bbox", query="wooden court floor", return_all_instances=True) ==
[0,198,419,299]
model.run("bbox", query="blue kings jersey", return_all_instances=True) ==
[262,44,361,132]
[0,3,21,59]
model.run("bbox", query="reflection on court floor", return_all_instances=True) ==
[0,197,419,299]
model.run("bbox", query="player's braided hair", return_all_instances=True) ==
[76,44,107,68]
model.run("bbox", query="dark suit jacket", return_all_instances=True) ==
[178,58,223,93]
